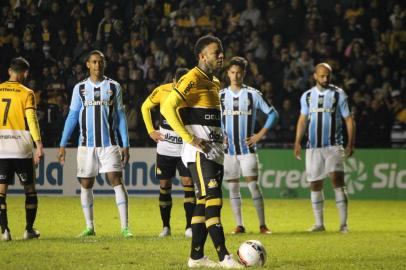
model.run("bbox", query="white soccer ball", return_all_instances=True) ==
[237,240,267,267]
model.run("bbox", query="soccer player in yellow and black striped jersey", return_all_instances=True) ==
[141,68,196,238]
[161,35,242,268]
[0,57,43,241]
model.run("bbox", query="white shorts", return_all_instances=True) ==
[223,153,259,180]
[77,146,123,178]
[305,146,344,182]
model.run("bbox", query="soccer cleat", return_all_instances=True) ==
[260,225,272,234]
[23,228,40,240]
[78,228,96,237]
[185,227,192,238]
[2,229,12,241]
[308,225,326,232]
[219,255,244,269]
[339,225,349,234]
[122,227,134,238]
[159,226,171,237]
[231,226,245,234]
[188,256,219,268]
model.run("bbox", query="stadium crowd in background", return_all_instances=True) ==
[0,0,404,148]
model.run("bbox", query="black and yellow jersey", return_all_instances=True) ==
[141,83,184,157]
[0,81,41,158]
[161,67,223,165]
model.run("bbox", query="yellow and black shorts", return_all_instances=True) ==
[187,152,223,199]
[155,153,191,180]
[0,158,35,185]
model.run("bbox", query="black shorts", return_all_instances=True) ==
[0,158,35,185]
[155,154,191,180]
[187,152,223,199]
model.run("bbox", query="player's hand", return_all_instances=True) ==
[191,137,211,154]
[121,147,130,166]
[294,143,302,160]
[345,145,354,158]
[57,147,66,165]
[34,141,44,166]
[245,133,261,147]
[149,130,164,142]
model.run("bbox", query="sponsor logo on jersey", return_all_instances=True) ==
[204,114,220,120]
[84,100,114,106]
[164,133,183,144]
[222,109,252,116]
[182,81,195,95]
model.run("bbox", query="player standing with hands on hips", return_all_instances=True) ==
[58,50,133,238]
[161,35,243,268]
[220,56,278,235]
[294,63,355,233]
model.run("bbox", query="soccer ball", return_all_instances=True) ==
[237,240,267,267]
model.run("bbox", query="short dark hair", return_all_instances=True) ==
[228,56,248,72]
[174,68,189,81]
[194,35,222,59]
[86,50,105,62]
[9,57,30,72]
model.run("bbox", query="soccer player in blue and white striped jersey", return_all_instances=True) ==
[220,56,278,234]
[294,63,355,233]
[57,50,133,238]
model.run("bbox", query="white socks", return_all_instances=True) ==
[247,181,265,227]
[81,187,94,229]
[334,187,348,227]
[114,185,129,229]
[311,191,324,227]
[228,182,243,227]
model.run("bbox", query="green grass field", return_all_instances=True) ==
[1,197,405,270]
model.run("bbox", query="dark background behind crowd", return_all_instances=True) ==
[0,0,405,148]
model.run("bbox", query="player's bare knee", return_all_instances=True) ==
[23,183,36,194]
[245,176,258,183]
[181,177,193,186]
[80,178,95,189]
[331,171,345,188]
[310,180,324,191]
[160,179,172,189]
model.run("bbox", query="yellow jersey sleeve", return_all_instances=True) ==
[25,91,41,141]
[174,72,198,101]
[148,85,164,104]
[161,91,193,143]
[141,97,157,134]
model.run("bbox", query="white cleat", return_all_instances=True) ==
[308,225,326,232]
[159,226,171,237]
[219,255,244,269]
[23,229,40,240]
[188,256,219,268]
[185,227,192,238]
[339,225,349,234]
[2,229,11,241]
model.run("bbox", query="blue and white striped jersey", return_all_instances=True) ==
[60,76,129,147]
[300,84,350,148]
[220,85,277,155]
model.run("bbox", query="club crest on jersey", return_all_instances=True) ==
[318,96,324,105]
[94,91,101,98]
[233,100,239,107]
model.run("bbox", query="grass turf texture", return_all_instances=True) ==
[1,197,405,270]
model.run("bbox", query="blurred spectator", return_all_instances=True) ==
[0,0,403,148]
